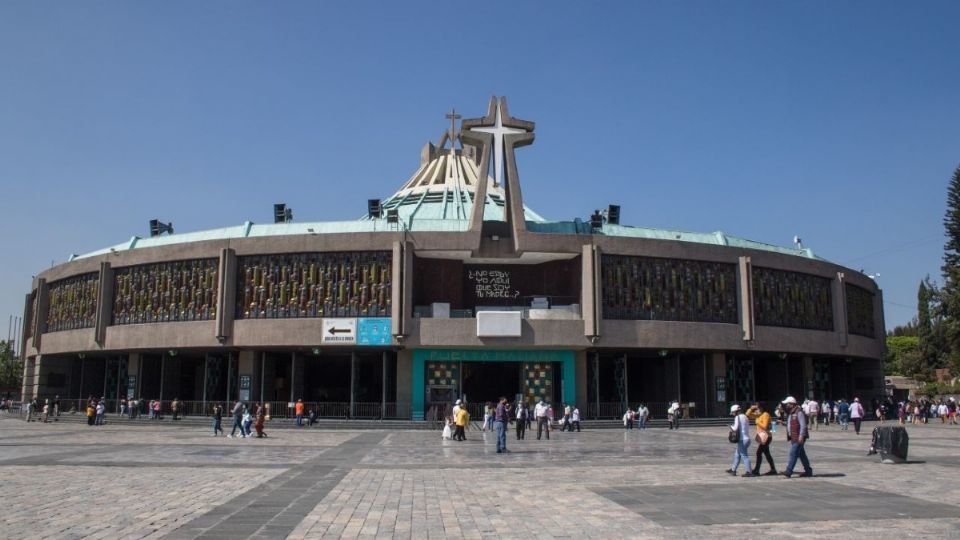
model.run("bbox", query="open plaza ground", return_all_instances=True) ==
[1,417,959,539]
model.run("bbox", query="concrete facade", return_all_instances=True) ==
[19,97,886,416]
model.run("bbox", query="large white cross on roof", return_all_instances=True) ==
[469,100,526,187]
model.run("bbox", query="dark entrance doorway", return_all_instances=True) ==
[462,362,521,407]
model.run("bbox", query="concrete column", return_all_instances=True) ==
[737,257,754,342]
[575,350,588,410]
[581,244,600,339]
[391,241,404,338]
[215,248,237,343]
[94,262,114,346]
[833,272,849,347]
[349,351,356,418]
[20,292,32,362]
[381,351,387,420]
[410,350,426,420]
[289,352,295,402]
[127,353,140,400]
[396,349,412,419]
[873,288,886,342]
[32,279,49,351]
[803,356,814,399]
[708,352,726,417]
[236,350,255,403]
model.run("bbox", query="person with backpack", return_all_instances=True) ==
[838,399,850,431]
[726,404,754,477]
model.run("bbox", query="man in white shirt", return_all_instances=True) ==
[807,399,820,431]
[534,399,550,440]
[570,406,581,432]
[637,404,649,430]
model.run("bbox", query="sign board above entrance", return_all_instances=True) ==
[322,318,357,345]
[358,318,391,345]
[477,311,522,337]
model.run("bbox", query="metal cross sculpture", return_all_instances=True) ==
[467,100,529,187]
[445,108,461,146]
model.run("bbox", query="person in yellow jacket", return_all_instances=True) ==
[454,406,470,442]
[747,402,777,475]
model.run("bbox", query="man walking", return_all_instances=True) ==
[838,399,850,431]
[229,400,246,438]
[781,396,813,478]
[570,406,581,432]
[516,399,528,440]
[494,397,510,453]
[807,398,819,431]
[637,404,649,430]
[535,398,550,440]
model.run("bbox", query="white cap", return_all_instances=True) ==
[781,396,797,405]
[455,399,462,405]
[729,404,740,414]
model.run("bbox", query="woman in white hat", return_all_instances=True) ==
[726,404,754,477]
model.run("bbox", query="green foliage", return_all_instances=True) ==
[941,164,960,374]
[0,340,22,390]
[920,380,960,397]
[886,335,919,377]
[887,320,919,337]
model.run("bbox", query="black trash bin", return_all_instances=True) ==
[874,426,909,463]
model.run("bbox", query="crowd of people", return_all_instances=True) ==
[727,396,814,478]
[442,398,584,450]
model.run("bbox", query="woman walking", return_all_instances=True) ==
[747,403,777,476]
[726,404,754,477]
[254,403,267,438]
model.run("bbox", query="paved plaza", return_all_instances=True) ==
[1,417,959,539]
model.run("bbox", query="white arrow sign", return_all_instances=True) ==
[321,318,357,345]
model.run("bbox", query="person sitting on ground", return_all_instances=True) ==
[308,409,318,426]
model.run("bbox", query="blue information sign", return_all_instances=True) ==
[357,318,392,345]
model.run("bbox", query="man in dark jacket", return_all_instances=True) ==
[781,396,812,478]
[229,400,246,438]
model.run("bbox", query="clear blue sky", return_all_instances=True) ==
[2,2,958,337]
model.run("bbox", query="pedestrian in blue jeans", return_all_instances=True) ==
[726,404,754,476]
[212,403,223,436]
[229,400,246,438]
[780,396,813,478]
[494,396,510,454]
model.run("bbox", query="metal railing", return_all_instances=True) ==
[586,402,698,420]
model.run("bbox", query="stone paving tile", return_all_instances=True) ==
[2,418,960,539]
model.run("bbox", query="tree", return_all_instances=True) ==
[917,279,943,374]
[941,164,960,374]
[885,335,919,377]
[0,340,22,391]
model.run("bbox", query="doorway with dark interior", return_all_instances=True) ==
[461,361,521,417]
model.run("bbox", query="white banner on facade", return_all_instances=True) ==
[321,318,357,345]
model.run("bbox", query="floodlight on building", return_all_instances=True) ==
[386,208,399,224]
[589,210,603,230]
[274,203,293,223]
[149,219,174,237]
[368,199,382,219]
[607,205,621,225]
[793,235,803,250]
